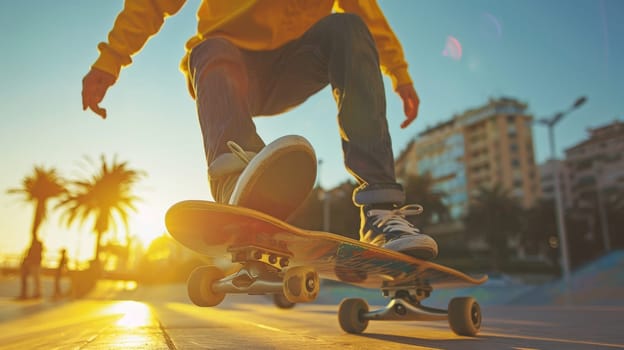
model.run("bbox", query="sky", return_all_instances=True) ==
[1,0,622,263]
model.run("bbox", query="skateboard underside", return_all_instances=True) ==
[166,200,487,336]
[166,200,486,289]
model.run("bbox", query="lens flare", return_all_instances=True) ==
[442,36,463,61]
[481,12,502,39]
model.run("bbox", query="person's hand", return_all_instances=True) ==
[82,68,116,119]
[396,84,420,129]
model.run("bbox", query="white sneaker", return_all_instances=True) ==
[208,135,317,220]
[359,204,439,259]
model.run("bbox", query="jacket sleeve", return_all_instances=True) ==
[92,0,186,78]
[335,0,412,90]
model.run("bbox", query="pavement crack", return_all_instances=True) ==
[159,320,178,350]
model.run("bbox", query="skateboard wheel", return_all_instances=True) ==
[338,298,369,334]
[187,266,226,307]
[283,266,319,303]
[273,292,296,309]
[448,297,481,336]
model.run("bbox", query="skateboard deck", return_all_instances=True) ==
[166,200,487,336]
[167,200,486,289]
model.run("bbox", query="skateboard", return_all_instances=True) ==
[166,200,488,336]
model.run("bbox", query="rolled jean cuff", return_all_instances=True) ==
[353,183,405,206]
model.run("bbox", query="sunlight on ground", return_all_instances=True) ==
[105,333,163,348]
[102,301,163,348]
[109,301,153,328]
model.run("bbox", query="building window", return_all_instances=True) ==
[541,174,553,181]
[542,185,554,193]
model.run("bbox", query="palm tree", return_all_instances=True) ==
[7,166,66,245]
[464,184,524,271]
[57,155,145,263]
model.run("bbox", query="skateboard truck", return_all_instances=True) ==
[381,279,432,300]
[228,243,292,270]
[186,242,319,308]
[212,261,284,295]
[358,280,444,321]
[363,298,448,321]
[339,279,482,336]
[363,281,446,322]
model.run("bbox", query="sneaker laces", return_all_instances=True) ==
[227,141,253,164]
[367,204,424,237]
[209,141,253,203]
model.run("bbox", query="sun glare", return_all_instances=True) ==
[130,205,167,248]
[110,301,154,328]
[134,229,164,249]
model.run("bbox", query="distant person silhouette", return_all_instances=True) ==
[19,239,43,299]
[54,248,68,298]
[82,1,438,259]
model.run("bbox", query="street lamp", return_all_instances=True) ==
[536,96,587,287]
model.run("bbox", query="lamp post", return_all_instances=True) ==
[537,96,587,287]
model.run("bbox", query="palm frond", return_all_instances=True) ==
[56,154,146,260]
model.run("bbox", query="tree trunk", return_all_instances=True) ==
[94,230,103,262]
[30,200,46,245]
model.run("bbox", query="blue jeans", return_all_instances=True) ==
[189,13,404,206]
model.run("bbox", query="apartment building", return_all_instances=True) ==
[538,159,571,206]
[538,120,624,209]
[564,120,624,209]
[396,97,541,221]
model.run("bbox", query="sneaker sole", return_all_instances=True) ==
[229,135,317,220]
[382,235,439,260]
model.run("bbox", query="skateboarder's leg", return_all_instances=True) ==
[258,14,400,191]
[321,16,438,258]
[266,13,437,259]
[188,39,316,218]
[189,16,393,211]
[188,38,264,203]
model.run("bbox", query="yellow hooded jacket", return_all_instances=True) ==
[93,0,412,97]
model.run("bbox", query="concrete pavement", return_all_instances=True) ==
[1,277,623,349]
